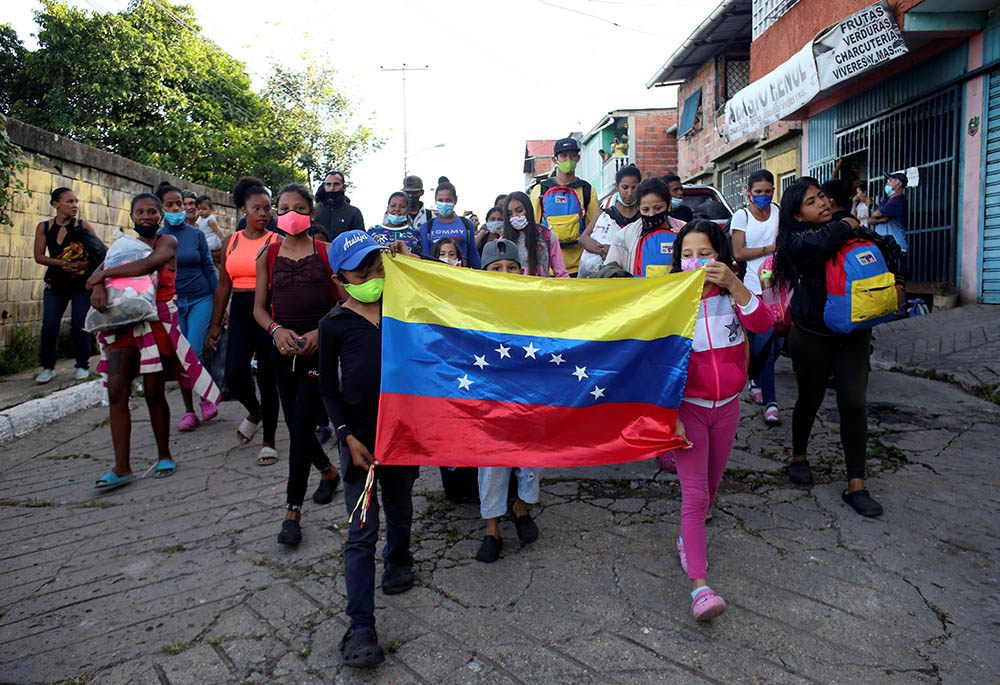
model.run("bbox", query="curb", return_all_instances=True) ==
[0,380,106,445]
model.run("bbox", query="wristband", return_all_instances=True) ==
[269,322,283,337]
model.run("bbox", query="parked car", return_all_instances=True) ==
[681,185,733,228]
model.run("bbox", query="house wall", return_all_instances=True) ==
[632,109,678,179]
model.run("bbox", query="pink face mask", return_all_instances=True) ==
[276,210,312,236]
[681,257,713,272]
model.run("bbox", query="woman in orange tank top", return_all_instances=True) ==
[206,178,281,465]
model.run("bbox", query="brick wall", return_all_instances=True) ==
[751,0,925,79]
[1,119,237,347]
[632,109,678,178]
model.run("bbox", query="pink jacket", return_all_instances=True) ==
[684,286,774,407]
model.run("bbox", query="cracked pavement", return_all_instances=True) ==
[1,360,998,684]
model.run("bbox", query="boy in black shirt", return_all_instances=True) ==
[319,230,419,669]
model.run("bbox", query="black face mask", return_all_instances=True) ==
[134,223,160,239]
[406,194,421,211]
[640,209,670,232]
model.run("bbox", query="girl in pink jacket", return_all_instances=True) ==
[669,220,774,621]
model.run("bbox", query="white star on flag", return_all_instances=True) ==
[495,344,511,359]
[473,354,489,369]
[457,374,474,390]
[572,366,589,382]
[549,353,565,366]
[590,385,605,400]
[522,342,539,359]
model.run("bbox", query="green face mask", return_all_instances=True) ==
[344,277,385,303]
[557,159,578,174]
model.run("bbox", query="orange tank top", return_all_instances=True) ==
[226,231,275,290]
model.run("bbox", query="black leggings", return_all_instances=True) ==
[273,351,332,507]
[789,326,870,480]
[224,292,279,444]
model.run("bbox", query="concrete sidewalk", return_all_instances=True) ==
[1,362,997,683]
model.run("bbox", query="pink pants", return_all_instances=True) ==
[675,398,741,580]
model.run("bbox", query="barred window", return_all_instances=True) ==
[752,0,800,40]
[725,58,751,101]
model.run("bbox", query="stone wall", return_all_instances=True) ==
[1,119,238,347]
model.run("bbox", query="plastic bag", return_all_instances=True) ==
[84,235,159,333]
[205,325,230,397]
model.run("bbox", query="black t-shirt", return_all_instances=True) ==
[670,204,694,223]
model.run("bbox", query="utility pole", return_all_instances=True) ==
[380,64,429,178]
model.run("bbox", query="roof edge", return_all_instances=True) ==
[645,0,749,88]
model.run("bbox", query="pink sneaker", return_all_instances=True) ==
[178,412,199,432]
[677,538,688,574]
[764,404,781,425]
[748,382,763,405]
[657,451,678,473]
[691,588,726,621]
[200,399,218,422]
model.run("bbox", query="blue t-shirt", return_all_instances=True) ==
[367,224,421,249]
[159,223,217,299]
[420,216,481,269]
[876,194,908,252]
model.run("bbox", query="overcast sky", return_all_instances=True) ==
[7,0,714,221]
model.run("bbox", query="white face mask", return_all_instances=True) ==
[509,215,528,230]
[442,257,461,266]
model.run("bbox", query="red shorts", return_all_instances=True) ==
[106,321,172,354]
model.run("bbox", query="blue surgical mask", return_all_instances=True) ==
[164,211,186,226]
[386,213,408,226]
[436,202,455,217]
[751,194,773,210]
[670,197,683,209]
[614,192,636,208]
[884,184,894,196]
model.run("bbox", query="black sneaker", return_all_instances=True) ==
[475,535,503,563]
[277,519,302,546]
[787,460,814,485]
[381,561,414,595]
[312,473,341,505]
[841,489,884,517]
[340,629,384,668]
[512,512,539,546]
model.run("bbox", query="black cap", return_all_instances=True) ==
[553,138,580,155]
[887,172,907,187]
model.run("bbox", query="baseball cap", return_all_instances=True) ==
[328,230,383,273]
[887,172,907,187]
[553,138,580,155]
[402,175,424,192]
[481,238,521,270]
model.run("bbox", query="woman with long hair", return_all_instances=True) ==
[501,191,568,278]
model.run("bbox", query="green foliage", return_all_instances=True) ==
[0,24,25,112]
[0,325,39,376]
[5,2,375,192]
[0,112,31,227]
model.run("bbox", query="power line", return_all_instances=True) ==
[534,0,671,37]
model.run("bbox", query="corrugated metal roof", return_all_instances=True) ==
[645,0,753,87]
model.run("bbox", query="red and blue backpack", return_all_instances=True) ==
[536,178,591,248]
[824,237,899,334]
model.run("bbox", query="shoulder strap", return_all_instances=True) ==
[582,182,591,209]
[227,231,240,254]
[314,238,341,303]
[460,217,473,247]
[266,238,283,290]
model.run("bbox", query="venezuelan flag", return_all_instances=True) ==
[375,256,704,468]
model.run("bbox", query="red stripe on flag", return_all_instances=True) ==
[374,393,685,468]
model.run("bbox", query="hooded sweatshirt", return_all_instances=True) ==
[311,192,365,241]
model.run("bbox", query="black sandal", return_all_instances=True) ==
[340,629,385,668]
[512,511,539,546]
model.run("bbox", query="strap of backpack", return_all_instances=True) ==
[460,217,473,251]
[266,239,283,290]
[314,238,341,303]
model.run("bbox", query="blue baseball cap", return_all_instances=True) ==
[328,230,383,273]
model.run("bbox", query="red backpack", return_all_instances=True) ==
[758,254,792,333]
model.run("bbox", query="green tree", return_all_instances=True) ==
[5,1,364,193]
[265,56,380,186]
[0,24,26,112]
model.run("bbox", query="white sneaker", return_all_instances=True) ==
[74,367,90,381]
[35,369,55,384]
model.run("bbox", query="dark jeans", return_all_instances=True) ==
[224,292,278,444]
[749,327,784,406]
[340,443,418,632]
[789,326,870,480]
[40,286,91,370]
[273,351,332,507]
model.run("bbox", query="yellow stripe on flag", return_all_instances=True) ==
[382,256,704,342]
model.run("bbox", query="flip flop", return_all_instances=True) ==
[236,417,260,444]
[153,459,176,478]
[94,471,136,489]
[257,446,278,466]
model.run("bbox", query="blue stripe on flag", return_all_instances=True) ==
[381,318,691,409]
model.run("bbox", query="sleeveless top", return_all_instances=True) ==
[270,243,333,335]
[155,237,177,303]
[226,230,276,290]
[44,218,90,290]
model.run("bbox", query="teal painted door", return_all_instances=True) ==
[984,69,1000,303]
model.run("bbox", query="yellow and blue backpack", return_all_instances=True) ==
[537,178,591,248]
[824,237,899,334]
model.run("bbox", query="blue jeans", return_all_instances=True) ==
[176,294,214,361]
[749,327,783,407]
[478,467,540,519]
[40,286,91,370]
[340,444,418,632]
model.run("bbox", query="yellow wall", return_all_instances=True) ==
[765,148,800,203]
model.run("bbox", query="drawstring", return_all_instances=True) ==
[348,462,378,527]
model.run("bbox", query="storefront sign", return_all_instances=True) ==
[814,0,908,90]
[724,43,820,141]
